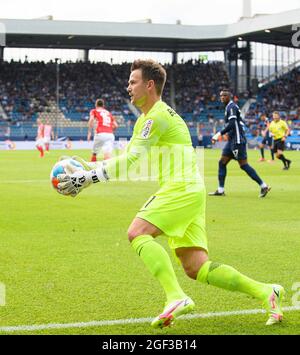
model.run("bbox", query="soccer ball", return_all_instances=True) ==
[50,158,84,191]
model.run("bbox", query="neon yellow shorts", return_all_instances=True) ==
[136,183,208,253]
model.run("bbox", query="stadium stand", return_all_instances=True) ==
[0,59,299,147]
[0,60,230,140]
[244,66,300,147]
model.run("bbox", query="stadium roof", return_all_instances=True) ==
[1,8,299,52]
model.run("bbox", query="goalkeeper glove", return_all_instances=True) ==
[57,162,109,197]
[71,155,103,171]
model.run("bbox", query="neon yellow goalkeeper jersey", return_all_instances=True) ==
[105,100,202,187]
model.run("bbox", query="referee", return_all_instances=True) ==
[269,111,292,170]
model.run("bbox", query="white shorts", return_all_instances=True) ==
[36,138,45,148]
[44,136,51,144]
[93,133,115,155]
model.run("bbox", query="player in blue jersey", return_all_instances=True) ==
[209,90,271,198]
[258,113,274,163]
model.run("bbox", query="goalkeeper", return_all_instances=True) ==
[57,59,284,328]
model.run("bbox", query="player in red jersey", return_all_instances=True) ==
[87,99,118,161]
[44,119,54,152]
[35,118,45,158]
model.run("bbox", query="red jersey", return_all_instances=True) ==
[37,123,44,139]
[90,108,115,134]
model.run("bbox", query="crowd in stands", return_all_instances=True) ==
[245,66,300,135]
[0,59,229,126]
[0,61,55,123]
[172,60,230,119]
[1,59,300,141]
[58,61,131,120]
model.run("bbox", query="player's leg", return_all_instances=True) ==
[35,139,44,158]
[133,187,207,328]
[176,247,285,325]
[44,137,50,152]
[209,151,232,196]
[237,143,270,197]
[102,134,115,160]
[268,139,275,162]
[259,142,266,161]
[276,146,291,170]
[239,159,270,197]
[128,217,187,308]
[37,145,44,157]
[91,134,102,162]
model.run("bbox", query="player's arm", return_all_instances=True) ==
[261,126,267,137]
[268,123,274,137]
[212,105,238,143]
[263,120,271,137]
[103,116,168,180]
[212,118,236,144]
[281,122,290,142]
[87,112,94,141]
[112,116,118,132]
[57,116,168,196]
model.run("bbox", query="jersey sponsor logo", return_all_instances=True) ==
[141,119,153,139]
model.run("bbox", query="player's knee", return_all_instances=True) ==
[184,268,199,280]
[127,228,138,242]
[182,261,206,280]
[219,159,226,169]
[239,162,248,170]
[127,227,151,242]
[182,265,198,280]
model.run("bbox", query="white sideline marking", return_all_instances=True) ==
[0,180,48,184]
[0,306,299,333]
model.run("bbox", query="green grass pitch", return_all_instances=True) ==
[0,148,299,335]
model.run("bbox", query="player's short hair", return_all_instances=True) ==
[95,99,104,107]
[273,111,280,117]
[131,59,167,96]
[220,89,231,96]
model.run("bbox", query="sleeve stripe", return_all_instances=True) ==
[228,115,237,120]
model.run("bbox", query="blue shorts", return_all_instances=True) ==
[222,142,247,161]
[262,136,273,147]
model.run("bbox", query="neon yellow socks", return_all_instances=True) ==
[197,261,271,300]
[132,235,271,303]
[131,235,186,303]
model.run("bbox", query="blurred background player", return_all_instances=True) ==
[35,118,45,158]
[43,119,54,153]
[269,111,292,170]
[209,90,270,198]
[197,122,205,146]
[87,99,118,162]
[258,113,274,163]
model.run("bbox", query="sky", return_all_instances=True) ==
[1,0,300,25]
[2,0,300,63]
